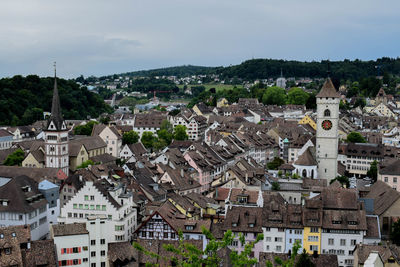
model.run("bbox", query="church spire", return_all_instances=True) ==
[47,62,65,131]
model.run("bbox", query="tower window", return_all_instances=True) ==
[324,109,330,117]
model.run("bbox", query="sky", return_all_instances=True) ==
[0,0,399,79]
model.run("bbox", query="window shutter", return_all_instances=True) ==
[61,249,64,254]
[79,247,81,252]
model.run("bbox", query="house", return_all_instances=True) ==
[0,175,50,240]
[158,165,201,195]
[361,181,400,237]
[0,129,13,150]
[187,116,207,141]
[378,158,400,191]
[353,244,400,267]
[92,124,122,158]
[133,112,166,137]
[51,223,90,267]
[119,142,147,163]
[216,98,229,108]
[0,225,57,267]
[58,180,138,243]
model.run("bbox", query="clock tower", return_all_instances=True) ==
[316,77,340,181]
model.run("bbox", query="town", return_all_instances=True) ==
[0,63,400,267]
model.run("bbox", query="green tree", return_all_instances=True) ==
[160,119,173,133]
[133,228,263,267]
[153,138,168,151]
[287,87,309,105]
[3,149,25,166]
[21,107,44,125]
[353,98,366,109]
[267,240,302,267]
[271,181,280,191]
[173,125,188,141]
[390,219,400,245]
[330,175,350,188]
[141,131,155,148]
[77,160,95,169]
[157,129,173,145]
[74,121,98,136]
[295,249,315,267]
[367,160,378,182]
[262,86,287,105]
[346,132,366,143]
[267,157,284,170]
[122,130,139,145]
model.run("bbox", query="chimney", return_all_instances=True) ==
[180,168,184,178]
[245,173,249,183]
[215,188,218,198]
[79,175,83,182]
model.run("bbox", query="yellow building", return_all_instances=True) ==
[22,149,45,168]
[216,98,229,108]
[298,115,316,130]
[303,226,321,254]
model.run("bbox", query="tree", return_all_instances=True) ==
[271,182,280,191]
[3,149,25,166]
[74,121,98,136]
[173,125,188,141]
[77,160,95,169]
[287,87,309,105]
[330,175,350,188]
[267,157,284,170]
[295,249,315,267]
[262,86,287,105]
[346,132,366,143]
[160,119,173,133]
[133,228,263,267]
[157,129,173,145]
[390,219,400,245]
[267,240,302,267]
[21,107,43,125]
[153,138,168,151]
[353,98,366,109]
[122,130,139,145]
[141,131,155,148]
[367,160,378,182]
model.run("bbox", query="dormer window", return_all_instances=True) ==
[348,221,358,225]
[237,195,248,204]
[248,223,254,228]
[11,232,16,237]
[332,220,342,224]
[232,223,237,227]
[0,234,4,239]
[185,225,194,230]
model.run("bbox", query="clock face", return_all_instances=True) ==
[322,120,332,130]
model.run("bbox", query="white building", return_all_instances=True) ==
[58,180,138,243]
[92,124,122,158]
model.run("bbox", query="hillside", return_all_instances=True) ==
[0,75,112,126]
[102,58,400,81]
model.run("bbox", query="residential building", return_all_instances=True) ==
[58,180,137,243]
[378,158,400,191]
[0,129,13,150]
[92,124,122,158]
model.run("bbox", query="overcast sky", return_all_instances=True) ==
[1,0,399,78]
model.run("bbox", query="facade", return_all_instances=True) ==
[92,124,122,158]
[0,129,13,150]
[58,180,137,243]
[38,179,60,225]
[316,78,340,181]
[51,223,90,267]
[44,71,69,176]
[378,158,400,191]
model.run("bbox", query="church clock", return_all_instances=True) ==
[321,120,332,130]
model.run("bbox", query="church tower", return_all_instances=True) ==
[316,77,340,181]
[44,63,69,176]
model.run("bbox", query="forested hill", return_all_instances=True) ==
[0,75,112,126]
[217,58,400,80]
[118,65,219,78]
[104,58,400,81]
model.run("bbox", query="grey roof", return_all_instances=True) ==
[52,223,88,236]
[46,74,65,131]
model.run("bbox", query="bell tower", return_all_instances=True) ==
[316,77,340,181]
[44,63,69,176]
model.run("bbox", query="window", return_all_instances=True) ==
[231,240,238,247]
[308,236,318,242]
[84,195,89,201]
[149,232,154,238]
[310,227,319,233]
[91,263,96,267]
[340,239,346,246]
[141,232,146,238]
[394,177,398,183]
[265,237,271,241]
[101,250,105,256]
[164,232,169,238]
[5,248,11,254]
[384,177,389,182]
[276,245,282,252]
[83,258,88,262]
[275,237,283,242]
[324,109,330,117]
[164,224,168,230]
[90,196,95,201]
[100,239,105,245]
[171,233,176,239]
[91,251,96,257]
[309,245,318,252]
[328,238,334,245]
[83,246,88,251]
[351,239,356,246]
[73,247,79,253]
[101,263,106,267]
[102,205,106,211]
[39,216,47,225]
[91,240,96,246]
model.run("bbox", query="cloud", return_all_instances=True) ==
[0,0,399,78]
